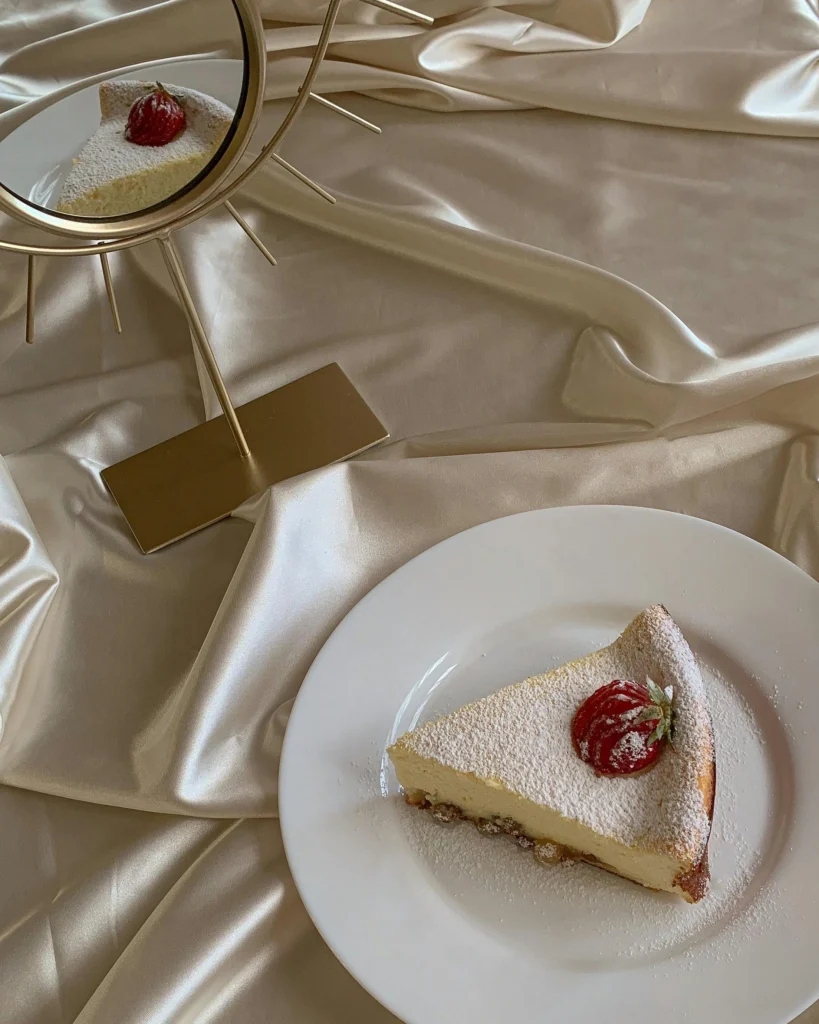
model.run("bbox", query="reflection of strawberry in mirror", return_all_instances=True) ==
[125,83,186,146]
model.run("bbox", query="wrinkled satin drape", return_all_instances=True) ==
[2,0,819,1020]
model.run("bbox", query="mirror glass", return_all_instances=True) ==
[0,0,246,221]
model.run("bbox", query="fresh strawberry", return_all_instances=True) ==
[571,678,674,776]
[125,83,186,147]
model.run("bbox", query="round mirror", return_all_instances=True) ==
[0,0,264,240]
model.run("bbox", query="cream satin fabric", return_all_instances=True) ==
[2,0,819,1020]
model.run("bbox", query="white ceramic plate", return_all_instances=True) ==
[0,59,243,209]
[280,506,819,1024]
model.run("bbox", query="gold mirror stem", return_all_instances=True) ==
[99,253,122,333]
[25,255,36,344]
[158,235,251,458]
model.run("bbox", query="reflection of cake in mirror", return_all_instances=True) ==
[55,81,234,217]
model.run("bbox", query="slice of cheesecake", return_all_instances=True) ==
[388,606,715,902]
[56,80,234,217]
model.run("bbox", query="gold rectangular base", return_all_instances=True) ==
[102,363,388,553]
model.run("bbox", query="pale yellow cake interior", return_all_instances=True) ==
[390,748,690,896]
[56,157,211,217]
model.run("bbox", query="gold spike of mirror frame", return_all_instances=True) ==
[0,0,434,552]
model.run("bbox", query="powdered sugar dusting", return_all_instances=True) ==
[56,80,234,212]
[611,728,650,770]
[397,606,713,859]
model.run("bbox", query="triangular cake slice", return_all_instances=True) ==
[56,80,234,217]
[388,606,715,902]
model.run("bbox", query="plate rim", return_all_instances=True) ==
[280,505,819,1024]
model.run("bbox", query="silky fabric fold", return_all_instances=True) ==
[1,0,819,1021]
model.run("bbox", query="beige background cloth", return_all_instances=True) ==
[1,0,819,1019]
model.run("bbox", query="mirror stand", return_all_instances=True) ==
[1,0,432,552]
[99,231,387,553]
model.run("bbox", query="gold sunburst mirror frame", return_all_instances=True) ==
[0,0,433,552]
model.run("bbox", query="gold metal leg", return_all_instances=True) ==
[99,252,122,333]
[308,93,381,134]
[361,0,433,24]
[25,255,35,344]
[158,235,251,458]
[271,154,336,204]
[223,201,277,267]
